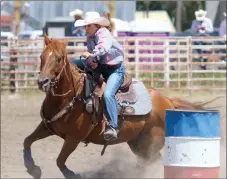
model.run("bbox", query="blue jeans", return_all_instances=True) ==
[101,64,125,129]
[72,59,125,129]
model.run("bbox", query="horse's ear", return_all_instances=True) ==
[44,33,51,46]
[62,40,68,48]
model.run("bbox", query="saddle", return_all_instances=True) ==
[85,72,137,116]
[119,73,132,91]
[94,72,132,92]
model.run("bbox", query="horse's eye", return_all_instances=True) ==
[56,56,61,63]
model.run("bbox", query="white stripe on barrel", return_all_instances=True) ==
[164,109,220,179]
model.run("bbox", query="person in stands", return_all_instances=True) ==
[69,9,86,37]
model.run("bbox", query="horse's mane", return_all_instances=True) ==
[69,62,84,77]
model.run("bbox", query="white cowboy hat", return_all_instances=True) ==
[224,12,226,17]
[69,9,83,17]
[74,19,85,27]
[74,11,110,27]
[195,9,207,21]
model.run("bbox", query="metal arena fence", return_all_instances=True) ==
[1,36,226,93]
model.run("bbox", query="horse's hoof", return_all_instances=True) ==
[74,173,82,179]
[65,173,81,179]
[67,172,81,179]
[27,164,42,179]
[60,167,81,179]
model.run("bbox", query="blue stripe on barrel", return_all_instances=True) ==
[165,110,220,138]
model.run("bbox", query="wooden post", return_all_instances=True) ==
[9,40,17,93]
[109,0,115,18]
[176,1,182,32]
[145,1,150,18]
[14,1,22,35]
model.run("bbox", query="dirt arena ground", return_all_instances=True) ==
[1,90,226,178]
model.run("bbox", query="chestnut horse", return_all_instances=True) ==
[23,35,207,179]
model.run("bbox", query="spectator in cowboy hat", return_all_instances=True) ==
[219,12,226,37]
[218,12,226,62]
[190,9,213,36]
[190,9,214,70]
[69,9,86,36]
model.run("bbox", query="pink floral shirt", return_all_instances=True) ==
[86,27,124,66]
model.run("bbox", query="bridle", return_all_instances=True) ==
[49,57,71,97]
[49,55,84,97]
[40,54,86,126]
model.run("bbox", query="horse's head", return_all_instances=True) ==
[38,34,68,92]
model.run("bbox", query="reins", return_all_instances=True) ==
[40,53,99,141]
[41,55,86,125]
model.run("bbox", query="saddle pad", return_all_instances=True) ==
[117,78,152,116]
[85,79,152,116]
[116,81,138,104]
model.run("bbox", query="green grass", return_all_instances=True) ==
[1,70,226,91]
[138,71,226,88]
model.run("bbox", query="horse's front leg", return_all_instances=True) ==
[23,121,53,179]
[57,136,81,179]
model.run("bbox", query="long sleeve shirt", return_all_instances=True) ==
[219,19,226,37]
[190,18,213,36]
[86,27,124,66]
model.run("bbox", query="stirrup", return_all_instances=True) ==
[104,127,118,141]
[104,134,117,141]
[85,98,93,113]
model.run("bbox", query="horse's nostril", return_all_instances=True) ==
[37,78,49,89]
[43,79,49,85]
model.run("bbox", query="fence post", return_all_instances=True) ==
[9,39,17,94]
[164,39,170,88]
[135,38,139,79]
[188,37,192,96]
[24,49,28,89]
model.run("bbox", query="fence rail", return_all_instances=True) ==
[1,36,226,93]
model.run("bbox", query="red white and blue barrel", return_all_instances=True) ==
[164,109,220,178]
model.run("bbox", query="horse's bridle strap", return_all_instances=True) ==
[50,56,72,97]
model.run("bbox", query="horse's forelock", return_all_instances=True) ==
[44,40,66,58]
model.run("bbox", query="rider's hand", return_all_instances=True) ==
[81,51,94,59]
[90,61,98,69]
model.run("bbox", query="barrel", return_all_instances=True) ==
[164,109,220,178]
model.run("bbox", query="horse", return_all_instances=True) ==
[23,34,208,179]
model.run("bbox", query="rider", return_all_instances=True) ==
[72,11,125,141]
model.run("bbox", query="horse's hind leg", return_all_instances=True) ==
[23,121,53,179]
[56,136,81,179]
[127,126,164,168]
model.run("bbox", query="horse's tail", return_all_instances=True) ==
[167,96,223,111]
